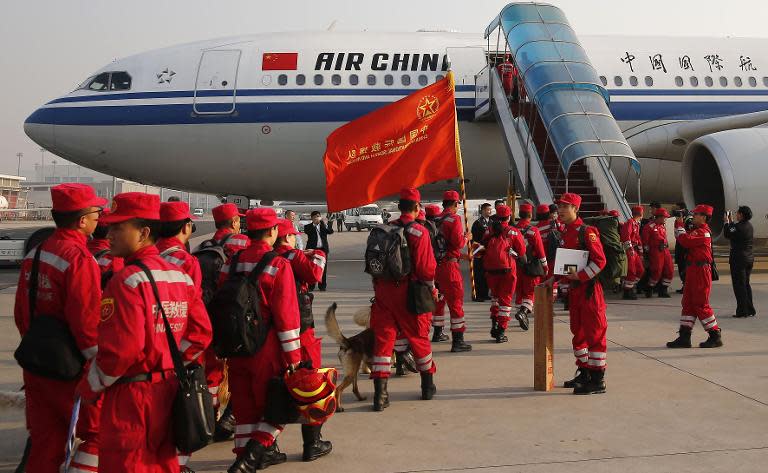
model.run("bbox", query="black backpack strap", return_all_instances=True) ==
[228,251,242,277]
[94,249,110,260]
[250,251,279,280]
[28,245,44,320]
[578,225,586,251]
[130,261,187,382]
[219,233,235,246]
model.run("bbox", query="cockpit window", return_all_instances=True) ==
[109,72,131,90]
[86,73,110,91]
[80,71,132,92]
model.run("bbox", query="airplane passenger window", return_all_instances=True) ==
[367,74,376,86]
[87,72,110,91]
[719,77,728,87]
[749,77,758,87]
[436,74,444,81]
[296,74,306,85]
[109,72,131,91]
[613,76,623,86]
[674,76,684,87]
[384,74,394,86]
[331,74,342,86]
[734,76,743,87]
[599,76,607,86]
[277,74,288,86]
[314,74,324,85]
[401,75,411,86]
[644,76,654,86]
[349,74,359,86]
[690,76,699,87]
[418,75,428,86]
[763,77,768,87]
[629,76,638,87]
[705,76,714,87]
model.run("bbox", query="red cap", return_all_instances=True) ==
[632,205,644,216]
[443,190,460,202]
[96,208,112,227]
[400,188,421,202]
[417,209,426,220]
[693,204,713,217]
[495,204,511,218]
[425,204,441,217]
[608,210,619,217]
[654,208,670,218]
[51,183,107,212]
[277,218,299,237]
[160,201,195,222]
[100,192,160,224]
[246,208,279,231]
[519,203,533,213]
[558,193,582,209]
[536,204,550,215]
[212,203,244,223]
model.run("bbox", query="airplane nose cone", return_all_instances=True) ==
[24,107,56,149]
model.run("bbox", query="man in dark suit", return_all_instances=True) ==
[724,205,756,318]
[471,203,493,301]
[304,210,334,290]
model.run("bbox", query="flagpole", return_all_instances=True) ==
[447,71,476,300]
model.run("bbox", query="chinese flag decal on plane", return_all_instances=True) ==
[262,52,299,70]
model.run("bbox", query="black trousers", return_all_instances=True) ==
[730,261,755,316]
[473,258,489,300]
[336,220,343,232]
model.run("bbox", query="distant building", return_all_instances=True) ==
[0,174,28,209]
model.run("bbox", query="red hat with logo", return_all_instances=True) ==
[100,192,160,224]
[160,201,195,222]
[519,203,533,213]
[400,188,421,202]
[654,207,670,218]
[443,190,460,202]
[558,193,582,209]
[632,205,645,216]
[536,203,551,215]
[425,204,441,217]
[51,183,108,213]
[495,204,512,218]
[608,209,619,217]
[246,208,279,231]
[212,203,245,223]
[693,204,713,217]
[277,218,299,237]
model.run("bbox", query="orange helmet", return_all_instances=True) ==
[284,367,338,404]
[297,391,337,425]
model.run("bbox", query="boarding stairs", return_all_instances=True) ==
[475,2,640,219]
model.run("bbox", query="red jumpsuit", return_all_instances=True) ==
[219,240,302,453]
[483,223,526,330]
[88,237,125,277]
[559,219,608,371]
[274,244,327,368]
[515,219,548,312]
[620,219,645,290]
[371,214,437,378]
[496,61,516,96]
[213,228,251,257]
[434,210,467,333]
[678,224,718,332]
[82,245,211,472]
[642,221,673,288]
[14,228,101,473]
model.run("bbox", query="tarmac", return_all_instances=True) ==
[1,226,767,472]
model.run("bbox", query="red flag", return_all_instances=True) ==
[323,75,459,211]
[262,52,298,70]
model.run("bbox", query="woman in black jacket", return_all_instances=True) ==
[723,206,756,318]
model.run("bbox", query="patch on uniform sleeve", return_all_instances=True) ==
[588,232,598,243]
[100,297,115,322]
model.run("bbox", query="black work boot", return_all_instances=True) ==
[658,285,671,298]
[563,297,570,311]
[431,326,449,343]
[490,318,500,338]
[420,372,437,400]
[495,328,508,343]
[228,439,266,473]
[573,369,606,395]
[214,403,236,442]
[301,424,332,462]
[259,442,287,469]
[666,326,692,348]
[563,368,590,388]
[515,308,530,331]
[699,328,723,348]
[644,286,653,298]
[373,378,390,411]
[394,351,418,376]
[450,331,472,352]
[623,288,638,300]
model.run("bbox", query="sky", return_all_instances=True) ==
[1,0,766,177]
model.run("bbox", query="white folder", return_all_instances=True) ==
[554,248,590,275]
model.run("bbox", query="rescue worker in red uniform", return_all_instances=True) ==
[88,208,125,285]
[667,205,723,349]
[272,218,333,461]
[219,208,303,473]
[433,190,472,352]
[14,183,106,473]
[552,193,608,395]
[514,203,548,330]
[370,188,438,410]
[537,203,562,300]
[621,205,645,300]
[76,192,211,472]
[642,208,674,298]
[483,205,527,343]
[212,203,251,257]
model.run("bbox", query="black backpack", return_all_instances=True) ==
[432,216,449,262]
[208,251,277,358]
[280,251,315,333]
[364,222,413,280]
[193,234,235,307]
[544,221,562,264]
[581,216,627,287]
[94,249,115,290]
[521,224,547,277]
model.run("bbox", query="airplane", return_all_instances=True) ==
[23,12,768,237]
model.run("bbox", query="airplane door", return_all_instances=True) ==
[445,47,487,86]
[193,50,241,115]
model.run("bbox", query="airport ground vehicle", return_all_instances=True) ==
[344,204,383,231]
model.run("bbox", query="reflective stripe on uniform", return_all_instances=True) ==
[124,269,193,288]
[406,226,423,237]
[29,250,71,272]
